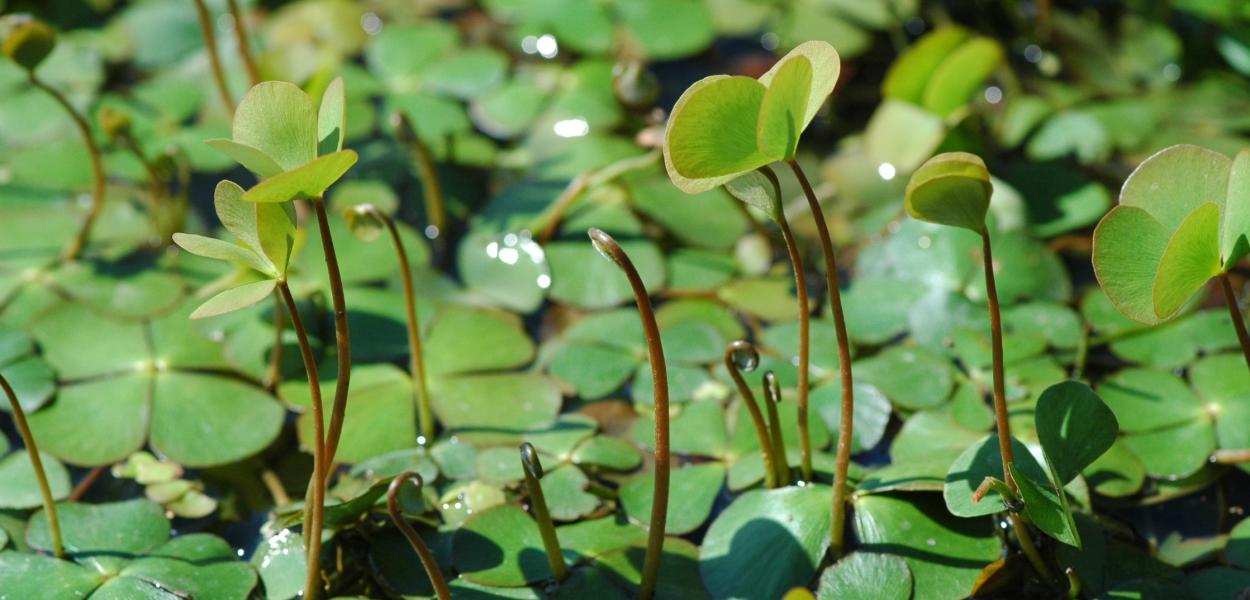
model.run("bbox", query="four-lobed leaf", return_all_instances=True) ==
[663,41,840,193]
[1093,144,1250,324]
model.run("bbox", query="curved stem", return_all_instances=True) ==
[763,371,790,486]
[1010,513,1053,581]
[386,472,452,600]
[311,198,353,471]
[519,443,568,582]
[587,229,668,600]
[1,374,61,558]
[1219,273,1250,374]
[29,74,104,261]
[787,160,854,559]
[120,136,169,242]
[191,0,235,116]
[724,341,777,489]
[278,282,326,600]
[763,166,812,482]
[226,0,261,86]
[382,214,433,443]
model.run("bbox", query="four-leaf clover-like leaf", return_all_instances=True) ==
[207,78,357,203]
[1093,144,1250,324]
[172,181,297,318]
[662,41,840,193]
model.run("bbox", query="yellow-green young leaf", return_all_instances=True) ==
[191,279,277,319]
[756,54,812,161]
[921,36,1003,120]
[233,81,318,172]
[256,203,297,276]
[1120,144,1230,232]
[663,75,768,193]
[172,233,273,277]
[724,169,783,223]
[1009,463,1081,548]
[214,180,262,252]
[757,40,840,131]
[904,152,992,233]
[1091,206,1170,325]
[1153,203,1222,319]
[243,150,359,203]
[204,139,283,178]
[882,26,971,104]
[1223,149,1250,267]
[318,76,346,156]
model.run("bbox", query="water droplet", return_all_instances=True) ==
[917,235,932,249]
[984,86,1003,104]
[877,162,896,181]
[730,343,759,372]
[424,225,440,239]
[536,34,558,59]
[1163,63,1181,82]
[360,12,382,35]
[1023,44,1043,63]
[760,32,779,51]
[553,118,589,138]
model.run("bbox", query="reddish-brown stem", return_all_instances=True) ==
[763,371,790,486]
[312,198,352,471]
[381,213,433,443]
[1,374,62,558]
[68,466,105,502]
[29,74,104,261]
[588,229,668,600]
[982,231,1052,581]
[1219,273,1250,374]
[226,0,261,86]
[981,232,1015,478]
[766,166,812,482]
[386,472,452,600]
[724,341,778,489]
[191,0,235,116]
[787,160,853,559]
[278,282,326,600]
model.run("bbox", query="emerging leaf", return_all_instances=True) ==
[172,233,274,278]
[1152,202,1222,319]
[904,152,992,233]
[204,139,284,179]
[724,170,783,223]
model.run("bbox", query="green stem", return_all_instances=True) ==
[760,165,812,482]
[519,443,568,581]
[311,198,353,472]
[191,0,235,116]
[762,371,790,486]
[1,374,62,558]
[28,74,104,261]
[386,472,452,600]
[724,341,778,489]
[380,213,434,443]
[226,0,261,86]
[265,294,285,393]
[278,282,326,600]
[787,159,854,559]
[588,228,668,600]
[392,113,446,241]
[1219,273,1250,375]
